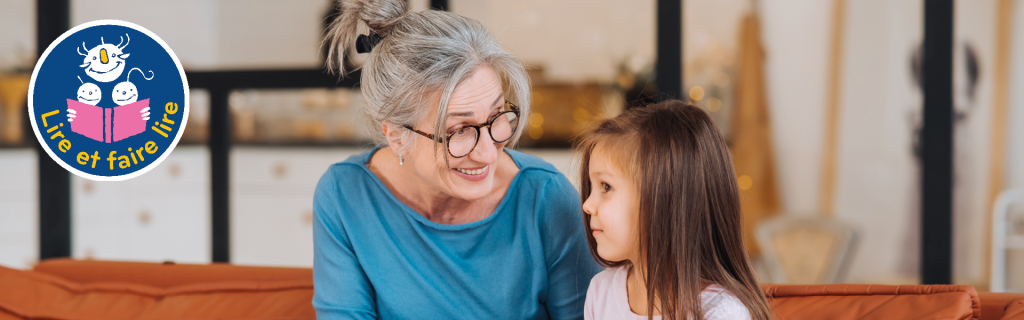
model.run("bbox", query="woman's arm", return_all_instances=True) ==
[541,175,605,320]
[312,170,377,319]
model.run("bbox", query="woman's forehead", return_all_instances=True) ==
[445,66,503,118]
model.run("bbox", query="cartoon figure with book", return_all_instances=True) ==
[66,36,152,143]
[74,76,101,107]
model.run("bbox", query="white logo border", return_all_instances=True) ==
[28,19,190,182]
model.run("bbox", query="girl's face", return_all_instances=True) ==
[582,145,640,263]
[407,65,509,201]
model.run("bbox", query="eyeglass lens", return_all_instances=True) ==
[447,112,519,157]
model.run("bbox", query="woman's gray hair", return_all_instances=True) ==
[323,0,531,158]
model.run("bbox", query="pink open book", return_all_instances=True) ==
[67,99,149,143]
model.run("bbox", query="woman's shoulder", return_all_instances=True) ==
[319,149,377,181]
[700,284,752,320]
[505,149,562,177]
[505,149,575,195]
[315,149,380,199]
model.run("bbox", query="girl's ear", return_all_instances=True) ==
[381,120,404,155]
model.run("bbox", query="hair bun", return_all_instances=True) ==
[323,0,408,73]
[342,0,407,33]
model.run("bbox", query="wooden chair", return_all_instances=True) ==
[756,217,858,284]
[991,189,1024,292]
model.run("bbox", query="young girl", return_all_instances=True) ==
[578,100,775,320]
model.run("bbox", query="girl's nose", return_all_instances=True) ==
[582,196,596,216]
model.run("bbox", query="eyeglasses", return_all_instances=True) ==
[404,101,521,158]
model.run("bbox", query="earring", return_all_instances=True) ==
[398,154,404,166]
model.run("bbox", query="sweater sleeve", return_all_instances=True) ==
[312,167,378,319]
[539,172,604,320]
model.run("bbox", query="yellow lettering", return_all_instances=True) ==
[77,152,89,165]
[107,151,118,170]
[90,151,100,168]
[41,110,59,127]
[118,155,130,169]
[162,113,175,125]
[151,125,168,138]
[165,102,178,114]
[145,141,158,154]
[58,139,71,153]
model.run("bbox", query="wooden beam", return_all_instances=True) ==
[818,0,846,217]
[984,0,1014,291]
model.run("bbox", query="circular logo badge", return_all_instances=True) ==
[29,20,188,181]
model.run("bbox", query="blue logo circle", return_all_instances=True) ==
[29,20,189,181]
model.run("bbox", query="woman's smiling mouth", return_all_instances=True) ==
[455,166,487,175]
[453,165,490,182]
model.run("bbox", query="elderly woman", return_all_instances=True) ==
[313,0,602,319]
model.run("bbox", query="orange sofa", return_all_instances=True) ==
[1,259,1022,320]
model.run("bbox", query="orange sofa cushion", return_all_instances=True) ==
[0,264,313,320]
[764,284,980,320]
[1003,298,1024,320]
[33,258,311,288]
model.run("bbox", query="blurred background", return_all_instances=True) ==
[1,0,1024,291]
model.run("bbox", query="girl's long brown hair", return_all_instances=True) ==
[576,100,774,320]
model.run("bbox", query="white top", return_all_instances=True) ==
[584,266,752,320]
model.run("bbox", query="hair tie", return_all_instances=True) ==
[355,32,384,53]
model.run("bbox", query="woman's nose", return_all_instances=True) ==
[468,127,498,163]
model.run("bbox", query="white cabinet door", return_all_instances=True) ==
[230,147,368,267]
[72,146,210,264]
[0,149,38,269]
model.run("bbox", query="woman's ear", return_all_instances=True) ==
[381,121,404,155]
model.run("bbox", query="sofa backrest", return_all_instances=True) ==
[764,283,980,320]
[0,264,314,320]
[33,258,311,288]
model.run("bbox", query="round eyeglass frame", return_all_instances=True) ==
[403,101,521,158]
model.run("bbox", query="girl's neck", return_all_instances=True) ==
[625,260,713,317]
[626,261,660,316]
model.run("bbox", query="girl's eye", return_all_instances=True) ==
[601,182,611,193]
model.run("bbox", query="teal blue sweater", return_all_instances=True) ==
[312,147,602,319]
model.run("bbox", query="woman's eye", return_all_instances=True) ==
[447,125,463,135]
